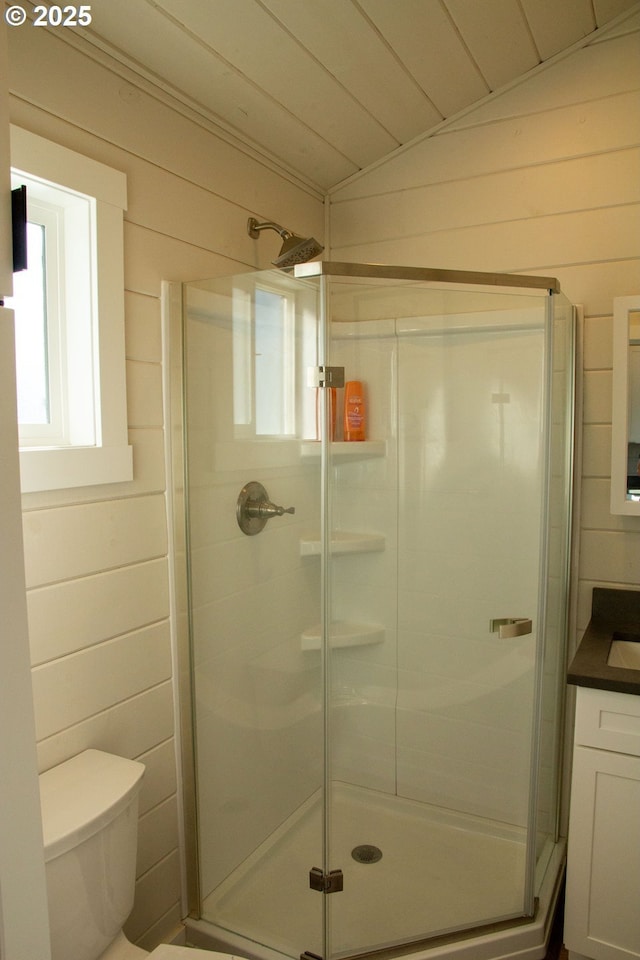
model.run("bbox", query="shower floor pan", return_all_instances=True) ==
[201,783,529,959]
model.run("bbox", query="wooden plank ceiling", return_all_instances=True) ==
[69,0,640,191]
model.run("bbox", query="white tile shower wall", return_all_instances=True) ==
[327,314,547,825]
[329,331,399,793]
[8,21,323,950]
[395,327,544,825]
[329,12,640,664]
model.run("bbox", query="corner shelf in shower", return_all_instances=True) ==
[300,531,386,556]
[301,621,385,651]
[300,440,386,461]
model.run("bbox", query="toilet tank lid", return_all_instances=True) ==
[40,750,145,863]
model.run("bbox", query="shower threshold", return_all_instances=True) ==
[199,783,543,960]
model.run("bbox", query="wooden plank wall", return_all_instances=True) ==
[329,13,640,651]
[6,23,324,950]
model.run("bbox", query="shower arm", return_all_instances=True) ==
[247,218,292,241]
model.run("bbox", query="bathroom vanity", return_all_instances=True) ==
[565,588,640,960]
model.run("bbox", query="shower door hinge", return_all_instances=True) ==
[309,866,344,894]
[308,365,345,389]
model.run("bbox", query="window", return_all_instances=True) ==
[13,218,51,430]
[12,181,92,448]
[8,126,132,493]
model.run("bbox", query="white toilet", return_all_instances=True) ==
[39,749,242,960]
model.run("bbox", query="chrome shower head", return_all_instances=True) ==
[272,233,325,268]
[247,217,324,267]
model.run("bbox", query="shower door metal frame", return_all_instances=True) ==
[523,292,556,917]
[164,279,202,918]
[166,263,570,958]
[294,260,561,293]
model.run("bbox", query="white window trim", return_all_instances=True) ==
[10,125,132,493]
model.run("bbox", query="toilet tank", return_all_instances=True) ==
[39,750,145,960]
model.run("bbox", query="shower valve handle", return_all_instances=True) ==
[237,481,295,535]
[246,499,295,519]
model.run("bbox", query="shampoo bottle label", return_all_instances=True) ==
[343,380,366,441]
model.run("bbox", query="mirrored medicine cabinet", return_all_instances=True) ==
[611,295,640,515]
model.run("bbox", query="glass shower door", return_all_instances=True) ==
[177,265,572,960]
[322,280,554,957]
[182,269,328,959]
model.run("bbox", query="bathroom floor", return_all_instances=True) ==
[203,783,527,958]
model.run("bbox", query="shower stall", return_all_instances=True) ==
[166,261,575,960]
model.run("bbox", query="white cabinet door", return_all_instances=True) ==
[565,743,640,960]
[575,685,640,756]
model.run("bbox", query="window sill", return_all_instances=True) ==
[19,445,133,493]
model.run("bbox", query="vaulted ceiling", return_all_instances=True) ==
[67,0,640,191]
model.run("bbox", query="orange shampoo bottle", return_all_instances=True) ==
[343,380,366,441]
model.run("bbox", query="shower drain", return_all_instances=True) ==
[351,844,383,864]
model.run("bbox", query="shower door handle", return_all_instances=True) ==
[489,617,532,639]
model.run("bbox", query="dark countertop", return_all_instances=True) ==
[567,587,640,696]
